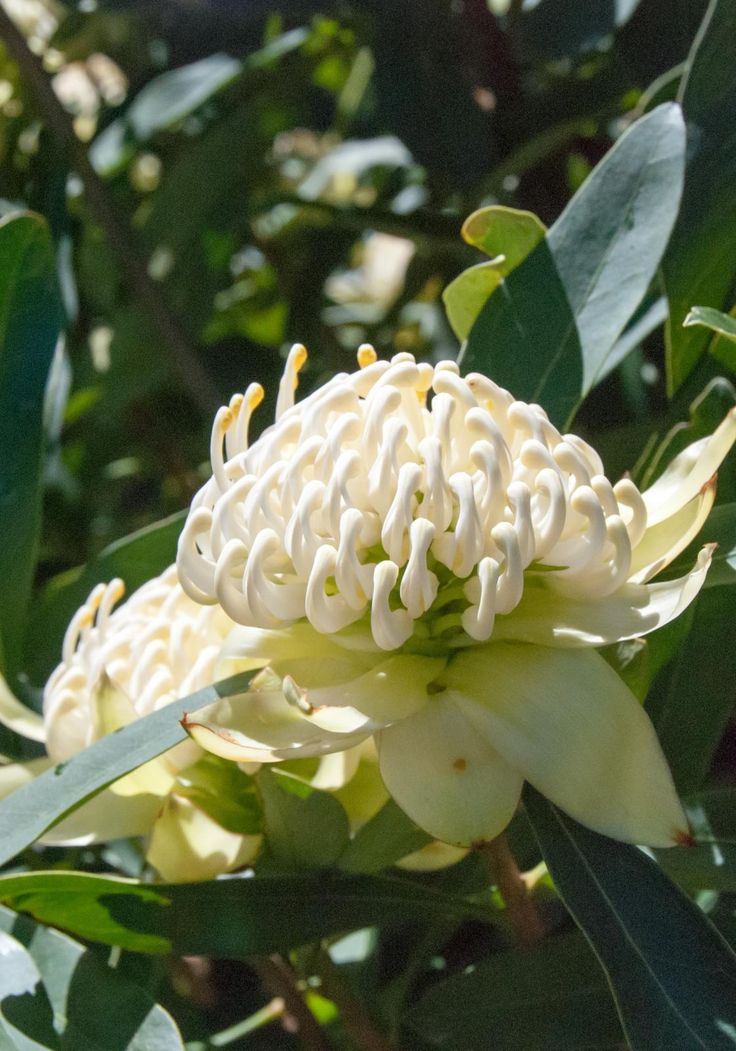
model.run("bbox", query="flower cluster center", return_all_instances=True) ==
[177,347,647,650]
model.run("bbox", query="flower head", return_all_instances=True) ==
[9,568,262,881]
[178,346,736,851]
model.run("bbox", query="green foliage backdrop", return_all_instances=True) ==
[0,1,736,1048]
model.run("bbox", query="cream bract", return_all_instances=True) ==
[179,347,736,850]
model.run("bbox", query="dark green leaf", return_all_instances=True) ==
[0,871,493,957]
[0,907,184,1050]
[257,768,350,869]
[519,0,643,61]
[596,293,668,386]
[525,786,736,1050]
[460,239,582,428]
[546,102,685,401]
[0,671,255,869]
[461,105,685,426]
[406,931,622,1050]
[0,929,58,1050]
[664,0,736,393]
[0,212,63,676]
[60,953,184,1051]
[647,585,736,793]
[338,799,431,874]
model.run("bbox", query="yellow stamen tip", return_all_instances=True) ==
[110,579,126,603]
[249,384,265,410]
[292,343,308,372]
[357,343,377,368]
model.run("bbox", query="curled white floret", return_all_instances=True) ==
[176,346,711,651]
[43,567,234,764]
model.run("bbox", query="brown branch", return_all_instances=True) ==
[251,955,333,1051]
[0,7,220,416]
[315,948,397,1051]
[478,833,545,948]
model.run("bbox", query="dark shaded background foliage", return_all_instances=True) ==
[0,0,712,585]
[4,2,736,1049]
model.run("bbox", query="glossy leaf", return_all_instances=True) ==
[460,239,582,428]
[127,53,243,140]
[461,104,685,425]
[664,0,736,393]
[0,907,184,1050]
[0,671,255,869]
[406,931,622,1050]
[525,786,736,1050]
[0,871,492,957]
[546,102,685,398]
[0,213,63,677]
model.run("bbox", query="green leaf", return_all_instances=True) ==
[257,768,350,869]
[656,844,736,893]
[546,102,685,399]
[24,511,184,686]
[0,907,184,1050]
[525,786,736,1050]
[0,929,58,1050]
[461,206,547,265]
[647,585,736,794]
[127,53,243,140]
[0,213,63,677]
[59,952,184,1051]
[406,931,622,1050]
[685,305,736,345]
[0,871,492,957]
[519,0,643,61]
[91,29,309,174]
[459,239,583,428]
[338,799,431,874]
[460,104,685,426]
[443,261,505,344]
[443,207,546,340]
[0,671,255,869]
[664,0,736,393]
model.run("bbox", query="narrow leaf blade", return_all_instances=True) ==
[0,213,63,676]
[0,671,255,869]
[525,786,736,1050]
[0,871,492,958]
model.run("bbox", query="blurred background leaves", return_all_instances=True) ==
[2,1,736,1049]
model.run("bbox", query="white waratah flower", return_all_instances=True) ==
[0,567,263,882]
[177,345,736,849]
